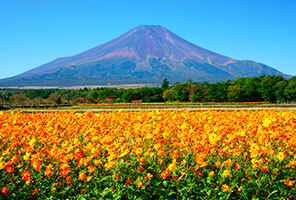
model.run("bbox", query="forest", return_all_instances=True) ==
[1,75,296,107]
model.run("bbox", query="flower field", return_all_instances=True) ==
[1,110,296,199]
[79,102,267,106]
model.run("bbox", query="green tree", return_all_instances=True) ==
[258,75,285,102]
[274,80,288,102]
[242,77,261,101]
[163,88,174,102]
[10,93,28,107]
[162,78,169,90]
[121,89,133,102]
[90,90,99,100]
[170,82,192,102]
[206,82,229,102]
[190,83,208,102]
[227,85,243,102]
[30,97,43,108]
[47,93,60,106]
[284,77,296,101]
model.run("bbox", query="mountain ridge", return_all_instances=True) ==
[0,25,290,86]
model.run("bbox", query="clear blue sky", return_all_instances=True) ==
[1,0,295,79]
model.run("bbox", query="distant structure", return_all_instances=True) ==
[131,100,142,104]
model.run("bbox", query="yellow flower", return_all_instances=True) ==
[29,138,36,147]
[146,173,153,179]
[25,180,31,186]
[135,148,143,156]
[181,159,187,166]
[209,133,217,144]
[222,169,231,177]
[23,152,31,161]
[86,176,93,182]
[181,172,186,176]
[238,186,243,192]
[104,161,115,170]
[277,152,285,161]
[215,161,221,168]
[137,182,143,188]
[167,162,176,171]
[224,159,232,166]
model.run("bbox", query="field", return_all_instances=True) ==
[1,108,296,199]
[10,102,296,112]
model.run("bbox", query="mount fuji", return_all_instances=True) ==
[0,25,289,86]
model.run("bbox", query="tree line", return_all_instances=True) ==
[0,75,296,107]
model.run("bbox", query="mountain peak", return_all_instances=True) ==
[87,24,232,63]
[134,25,164,29]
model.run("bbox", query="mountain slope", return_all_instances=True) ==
[0,25,289,86]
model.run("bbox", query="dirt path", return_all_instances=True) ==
[12,106,296,112]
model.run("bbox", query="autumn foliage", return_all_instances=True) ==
[0,110,296,199]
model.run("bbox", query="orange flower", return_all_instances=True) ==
[171,176,178,182]
[17,163,24,168]
[139,157,146,163]
[21,170,31,181]
[224,159,232,166]
[6,166,14,173]
[158,160,164,165]
[221,184,229,192]
[146,173,153,179]
[2,109,296,198]
[157,149,165,157]
[167,162,176,171]
[56,181,62,187]
[88,165,96,174]
[60,168,72,177]
[32,188,38,195]
[215,161,221,168]
[125,178,131,186]
[161,170,170,179]
[261,165,268,172]
[114,173,121,180]
[45,170,54,177]
[137,182,143,188]
[93,159,102,166]
[135,148,143,156]
[1,186,9,195]
[78,172,86,180]
[32,160,41,171]
[138,166,143,172]
[104,161,115,170]
[222,169,231,177]
[170,150,179,159]
[284,178,295,187]
[209,171,215,176]
[51,188,56,193]
[66,176,72,184]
